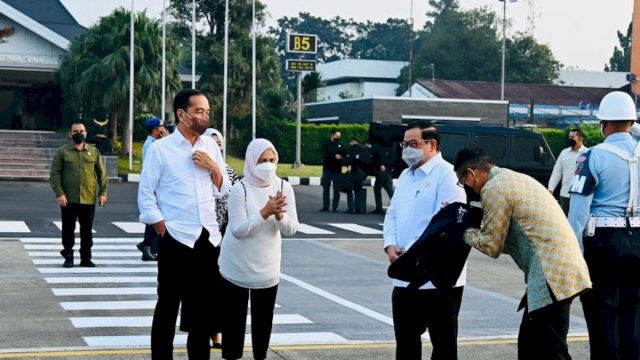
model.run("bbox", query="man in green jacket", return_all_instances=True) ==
[50,122,108,268]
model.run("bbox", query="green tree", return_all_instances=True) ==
[506,34,561,84]
[349,18,412,61]
[169,0,288,136]
[605,22,632,71]
[57,8,182,153]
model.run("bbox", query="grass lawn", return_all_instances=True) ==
[119,141,323,178]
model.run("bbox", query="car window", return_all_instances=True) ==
[512,136,545,163]
[473,134,507,163]
[439,132,469,162]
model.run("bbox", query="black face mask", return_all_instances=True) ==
[568,139,577,147]
[72,133,85,144]
[464,184,481,203]
[333,137,341,143]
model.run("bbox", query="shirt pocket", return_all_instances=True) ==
[82,154,96,172]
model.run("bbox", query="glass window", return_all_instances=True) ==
[473,134,506,161]
[440,132,468,162]
[512,136,543,162]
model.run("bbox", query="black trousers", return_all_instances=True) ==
[221,278,278,360]
[392,286,464,360]
[151,229,221,360]
[518,296,573,360]
[582,228,640,360]
[560,196,570,216]
[374,169,394,211]
[321,170,342,210]
[60,203,95,260]
[346,180,364,213]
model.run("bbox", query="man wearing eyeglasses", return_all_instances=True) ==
[455,145,591,359]
[383,121,466,359]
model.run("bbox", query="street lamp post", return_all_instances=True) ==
[128,0,134,170]
[500,0,506,101]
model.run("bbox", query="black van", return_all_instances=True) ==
[368,122,556,184]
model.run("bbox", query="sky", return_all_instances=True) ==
[60,0,633,72]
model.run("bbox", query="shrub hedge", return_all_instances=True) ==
[258,121,369,165]
[535,124,603,158]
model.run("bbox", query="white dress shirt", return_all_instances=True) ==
[137,129,231,248]
[219,179,298,289]
[548,144,588,198]
[383,152,467,289]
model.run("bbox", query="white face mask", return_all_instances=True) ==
[255,162,277,181]
[402,147,425,167]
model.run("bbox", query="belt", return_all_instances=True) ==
[595,217,640,228]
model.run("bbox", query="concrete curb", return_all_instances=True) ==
[120,174,399,187]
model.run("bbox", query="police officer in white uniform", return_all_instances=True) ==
[568,91,640,360]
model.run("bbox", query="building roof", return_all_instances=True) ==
[415,79,616,106]
[2,0,85,41]
[318,59,407,83]
[555,70,628,88]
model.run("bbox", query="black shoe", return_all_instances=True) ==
[320,208,329,212]
[332,208,338,212]
[79,259,96,267]
[136,242,144,252]
[370,209,385,214]
[343,210,354,214]
[61,249,73,268]
[140,245,157,261]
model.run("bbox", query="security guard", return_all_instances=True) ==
[568,91,640,360]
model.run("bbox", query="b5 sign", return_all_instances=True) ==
[287,33,318,54]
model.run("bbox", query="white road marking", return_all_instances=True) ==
[83,332,348,347]
[38,267,157,274]
[70,314,312,328]
[52,287,157,296]
[34,259,153,265]
[327,223,383,235]
[52,222,96,233]
[45,276,157,284]
[0,221,30,233]
[29,251,139,257]
[296,223,335,235]
[61,300,157,310]
[280,273,393,326]
[112,222,146,234]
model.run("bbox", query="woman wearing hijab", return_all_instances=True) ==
[218,138,298,360]
[203,128,239,349]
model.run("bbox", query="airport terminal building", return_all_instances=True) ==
[0,0,84,129]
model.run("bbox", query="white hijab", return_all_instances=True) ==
[243,138,279,187]
[204,128,224,143]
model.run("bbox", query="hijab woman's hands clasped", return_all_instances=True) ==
[261,191,287,221]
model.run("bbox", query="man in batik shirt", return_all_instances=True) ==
[454,145,591,360]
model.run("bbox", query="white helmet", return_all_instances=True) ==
[596,91,638,121]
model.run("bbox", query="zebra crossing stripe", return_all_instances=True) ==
[61,300,157,310]
[52,221,96,233]
[296,224,335,235]
[112,222,146,234]
[83,332,348,347]
[34,259,154,265]
[52,287,156,296]
[25,244,136,250]
[70,314,312,328]
[38,267,157,274]
[45,276,157,284]
[0,221,30,233]
[21,238,140,244]
[30,251,140,257]
[327,223,383,235]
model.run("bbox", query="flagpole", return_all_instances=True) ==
[223,0,229,158]
[161,0,166,123]
[191,0,196,88]
[128,0,134,170]
[251,0,256,140]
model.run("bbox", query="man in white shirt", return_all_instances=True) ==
[138,89,230,359]
[548,128,588,214]
[383,121,466,360]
